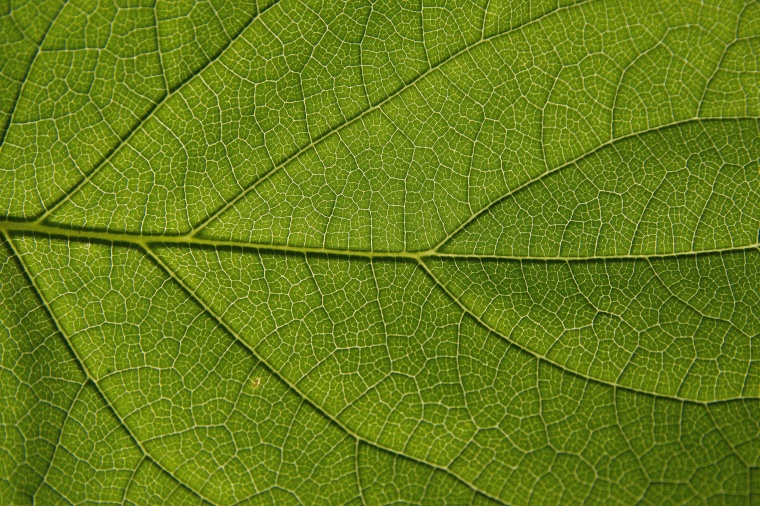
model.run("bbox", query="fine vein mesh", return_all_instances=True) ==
[1,0,759,504]
[9,234,760,504]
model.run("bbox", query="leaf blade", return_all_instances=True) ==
[1,0,759,503]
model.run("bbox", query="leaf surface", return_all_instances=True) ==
[1,0,759,504]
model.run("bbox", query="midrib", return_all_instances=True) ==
[0,220,755,262]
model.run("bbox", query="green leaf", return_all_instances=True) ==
[1,0,759,503]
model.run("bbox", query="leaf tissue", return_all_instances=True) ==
[1,0,759,504]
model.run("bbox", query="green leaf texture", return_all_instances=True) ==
[1,0,759,504]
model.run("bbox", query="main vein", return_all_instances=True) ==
[1,220,756,262]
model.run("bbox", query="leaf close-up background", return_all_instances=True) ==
[1,0,759,504]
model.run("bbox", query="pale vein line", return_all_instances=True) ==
[3,232,214,506]
[705,403,750,469]
[142,243,508,506]
[416,257,760,405]
[187,0,597,237]
[355,439,368,506]
[31,382,86,501]
[120,455,146,505]
[34,0,281,224]
[0,0,68,146]
[3,222,757,403]
[432,116,760,252]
